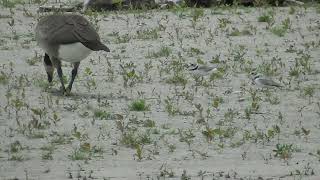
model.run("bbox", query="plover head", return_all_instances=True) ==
[186,63,199,71]
[253,74,262,81]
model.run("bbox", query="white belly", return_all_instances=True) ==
[58,43,92,63]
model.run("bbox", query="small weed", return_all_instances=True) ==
[69,142,95,161]
[129,99,149,111]
[166,73,188,86]
[309,149,320,161]
[121,130,152,148]
[273,143,295,160]
[191,8,204,22]
[271,26,287,37]
[0,71,9,85]
[212,96,223,109]
[134,144,143,161]
[135,28,159,40]
[0,0,24,8]
[115,33,131,44]
[202,127,224,142]
[218,18,231,29]
[164,97,179,116]
[301,85,315,102]
[93,109,111,120]
[10,140,23,153]
[120,64,142,87]
[143,119,156,128]
[146,46,172,58]
[271,18,291,37]
[289,6,295,15]
[229,28,252,36]
[8,154,24,161]
[187,47,204,56]
[258,13,273,24]
[26,52,41,66]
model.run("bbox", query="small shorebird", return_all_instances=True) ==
[252,74,282,88]
[35,14,110,95]
[186,63,218,76]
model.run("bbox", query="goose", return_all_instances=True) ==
[35,14,110,95]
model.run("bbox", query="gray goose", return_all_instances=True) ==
[35,14,110,95]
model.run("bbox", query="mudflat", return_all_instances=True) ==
[0,2,320,179]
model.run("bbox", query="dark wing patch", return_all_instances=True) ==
[38,14,109,51]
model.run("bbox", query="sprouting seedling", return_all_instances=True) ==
[302,85,315,103]
[273,143,296,160]
[7,18,18,40]
[105,58,115,82]
[218,17,231,29]
[134,144,143,161]
[301,127,310,141]
[143,61,153,81]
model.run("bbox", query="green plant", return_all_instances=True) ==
[229,28,252,36]
[302,85,315,102]
[134,144,143,161]
[273,143,295,160]
[218,18,231,29]
[202,127,224,142]
[309,149,320,161]
[115,33,131,44]
[26,53,41,66]
[0,71,9,85]
[135,28,159,40]
[0,0,24,8]
[121,130,152,148]
[129,99,149,111]
[258,13,273,24]
[164,97,179,116]
[166,73,188,86]
[143,119,156,128]
[93,109,111,120]
[146,46,172,58]
[191,8,204,22]
[271,18,291,37]
[10,140,23,153]
[120,65,142,87]
[212,96,223,109]
[271,26,287,37]
[69,142,93,161]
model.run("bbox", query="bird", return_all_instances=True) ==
[35,14,110,95]
[186,63,218,76]
[252,74,282,88]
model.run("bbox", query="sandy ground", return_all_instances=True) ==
[0,1,320,180]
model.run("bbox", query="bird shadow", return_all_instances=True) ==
[48,88,128,101]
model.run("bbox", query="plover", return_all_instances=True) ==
[35,14,110,95]
[186,63,218,76]
[252,74,282,88]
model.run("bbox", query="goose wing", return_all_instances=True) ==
[36,14,109,52]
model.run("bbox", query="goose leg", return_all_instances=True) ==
[66,62,80,94]
[52,57,66,94]
[43,53,53,83]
